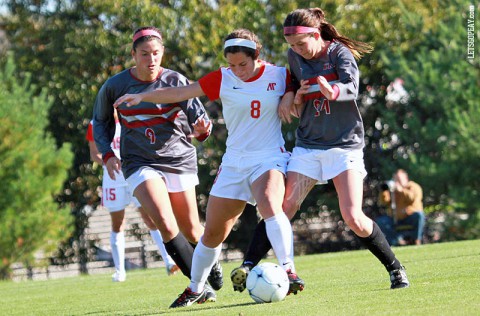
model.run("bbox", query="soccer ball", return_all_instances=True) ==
[246,262,289,303]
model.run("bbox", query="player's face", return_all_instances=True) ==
[285,33,321,60]
[226,52,257,81]
[132,39,164,81]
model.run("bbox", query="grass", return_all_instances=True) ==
[1,240,479,315]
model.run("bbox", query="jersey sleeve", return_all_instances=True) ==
[285,69,294,94]
[198,69,222,101]
[86,121,94,141]
[331,45,360,102]
[92,81,116,162]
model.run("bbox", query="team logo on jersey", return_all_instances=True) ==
[323,63,334,70]
[313,98,331,117]
[267,82,277,91]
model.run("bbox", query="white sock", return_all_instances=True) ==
[189,238,222,293]
[265,212,295,272]
[110,231,125,273]
[149,230,176,266]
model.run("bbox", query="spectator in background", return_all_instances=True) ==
[86,115,178,281]
[377,169,425,246]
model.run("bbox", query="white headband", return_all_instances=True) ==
[224,38,257,50]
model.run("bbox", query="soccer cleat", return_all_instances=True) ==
[166,263,179,276]
[169,287,207,308]
[207,261,224,290]
[112,271,126,282]
[204,283,217,302]
[230,264,252,292]
[389,266,410,289]
[286,269,305,295]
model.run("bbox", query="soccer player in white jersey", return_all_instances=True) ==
[86,115,179,281]
[114,28,305,308]
[235,8,409,291]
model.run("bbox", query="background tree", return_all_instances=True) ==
[0,55,73,279]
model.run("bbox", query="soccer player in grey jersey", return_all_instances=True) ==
[93,26,222,299]
[232,8,410,291]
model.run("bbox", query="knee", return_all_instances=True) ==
[343,214,367,233]
[181,227,203,244]
[282,199,298,220]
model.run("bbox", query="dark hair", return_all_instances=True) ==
[283,8,373,59]
[380,183,390,191]
[132,26,163,51]
[223,29,262,60]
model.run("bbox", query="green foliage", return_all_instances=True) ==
[0,55,74,279]
[373,0,480,217]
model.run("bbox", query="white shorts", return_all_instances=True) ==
[126,167,199,193]
[210,148,290,205]
[287,147,367,183]
[102,183,140,212]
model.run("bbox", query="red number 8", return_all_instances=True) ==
[251,100,261,118]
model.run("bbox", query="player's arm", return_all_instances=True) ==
[113,82,205,108]
[88,140,103,165]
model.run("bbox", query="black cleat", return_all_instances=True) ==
[207,261,224,291]
[204,283,217,302]
[169,287,207,308]
[286,269,305,295]
[390,266,410,289]
[230,264,252,292]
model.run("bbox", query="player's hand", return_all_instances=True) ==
[113,94,143,108]
[316,76,335,100]
[295,80,310,103]
[105,156,122,181]
[191,114,212,138]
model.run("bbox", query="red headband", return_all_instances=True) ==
[132,30,162,43]
[283,26,319,35]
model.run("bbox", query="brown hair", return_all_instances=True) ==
[283,8,373,59]
[132,26,163,51]
[223,28,262,60]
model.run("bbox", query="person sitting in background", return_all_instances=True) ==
[376,169,425,246]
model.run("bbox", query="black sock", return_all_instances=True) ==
[357,222,402,271]
[243,219,272,267]
[164,233,194,278]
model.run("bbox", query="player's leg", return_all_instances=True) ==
[253,169,305,295]
[132,176,193,279]
[232,172,316,292]
[138,206,179,275]
[170,196,244,308]
[103,183,129,282]
[109,208,126,282]
[333,170,409,289]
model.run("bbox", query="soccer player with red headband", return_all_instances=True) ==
[92,26,222,300]
[231,8,410,291]
[114,28,304,308]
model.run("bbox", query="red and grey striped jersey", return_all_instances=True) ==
[288,41,365,150]
[93,68,210,179]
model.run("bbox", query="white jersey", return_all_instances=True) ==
[199,62,288,154]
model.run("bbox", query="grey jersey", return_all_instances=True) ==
[93,68,209,178]
[288,41,364,150]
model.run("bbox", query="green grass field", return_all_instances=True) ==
[1,239,479,315]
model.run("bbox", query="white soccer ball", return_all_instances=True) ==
[246,262,289,303]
